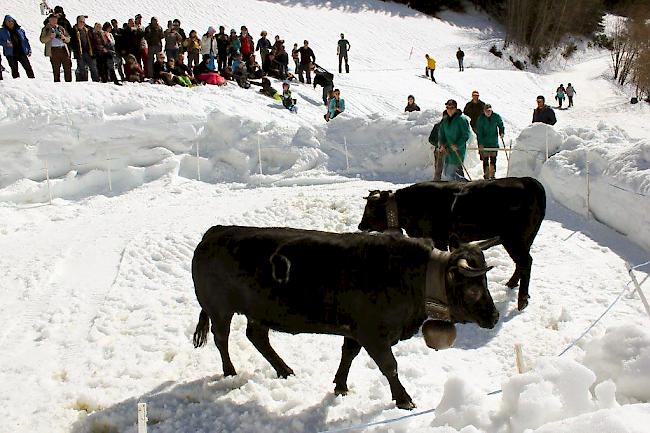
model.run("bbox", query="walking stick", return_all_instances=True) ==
[501,136,510,164]
[451,146,472,181]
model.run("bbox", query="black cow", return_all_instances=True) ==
[358,177,546,311]
[192,225,499,410]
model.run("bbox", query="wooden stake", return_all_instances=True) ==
[44,160,53,205]
[626,263,650,320]
[257,136,263,175]
[196,142,201,181]
[137,402,148,433]
[344,136,350,171]
[585,151,590,219]
[514,343,526,374]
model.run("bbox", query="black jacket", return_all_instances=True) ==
[298,46,315,65]
[313,70,333,88]
[532,106,557,125]
[463,99,485,130]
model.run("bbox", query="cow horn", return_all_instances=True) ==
[364,190,381,199]
[456,258,493,277]
[469,237,501,251]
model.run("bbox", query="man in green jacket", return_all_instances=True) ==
[427,111,448,181]
[439,99,470,181]
[475,103,505,179]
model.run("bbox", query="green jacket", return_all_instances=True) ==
[439,110,470,165]
[428,121,442,148]
[476,112,505,148]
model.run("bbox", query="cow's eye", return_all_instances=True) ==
[464,287,482,302]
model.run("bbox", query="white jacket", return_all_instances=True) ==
[201,35,217,56]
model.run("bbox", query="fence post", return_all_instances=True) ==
[408,43,414,60]
[585,150,590,219]
[106,150,112,192]
[257,136,263,175]
[626,262,650,320]
[545,128,549,161]
[344,136,350,171]
[514,343,526,373]
[44,160,53,205]
[196,142,201,181]
[137,402,148,433]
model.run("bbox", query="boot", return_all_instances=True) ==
[345,64,349,73]
[488,164,496,180]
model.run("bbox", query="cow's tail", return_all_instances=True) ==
[193,310,210,348]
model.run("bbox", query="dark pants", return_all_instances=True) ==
[568,95,574,107]
[137,47,148,77]
[338,52,349,73]
[7,54,35,78]
[458,58,464,71]
[481,151,497,179]
[217,51,227,71]
[426,67,436,82]
[76,52,99,82]
[165,48,179,61]
[298,63,311,84]
[557,97,564,108]
[293,59,299,74]
[187,51,199,70]
[321,83,333,106]
[0,55,3,80]
[147,44,162,78]
[433,148,443,181]
[50,47,72,82]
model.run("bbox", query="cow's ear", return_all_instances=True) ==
[471,237,501,251]
[364,190,381,200]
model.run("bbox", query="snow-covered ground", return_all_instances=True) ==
[1,1,649,432]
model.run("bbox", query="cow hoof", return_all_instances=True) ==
[506,279,519,288]
[517,296,529,311]
[276,367,295,379]
[334,384,349,396]
[396,399,416,410]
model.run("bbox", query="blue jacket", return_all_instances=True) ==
[0,16,32,56]
[328,97,345,117]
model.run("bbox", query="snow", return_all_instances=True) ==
[1,0,650,432]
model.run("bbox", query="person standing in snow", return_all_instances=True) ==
[439,99,470,181]
[216,26,229,71]
[132,15,148,76]
[183,30,201,71]
[256,31,272,64]
[239,27,254,61]
[275,44,289,78]
[201,27,218,70]
[337,33,350,73]
[566,83,576,108]
[163,20,182,61]
[144,17,163,78]
[327,88,345,121]
[291,43,299,74]
[69,15,99,82]
[475,103,505,180]
[405,95,420,112]
[0,15,35,79]
[425,54,437,82]
[298,40,315,84]
[40,13,72,82]
[463,90,485,133]
[532,95,557,125]
[428,110,449,181]
[456,47,464,71]
[555,84,566,108]
[313,64,334,106]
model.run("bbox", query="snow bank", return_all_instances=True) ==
[510,122,650,250]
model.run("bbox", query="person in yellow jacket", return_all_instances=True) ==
[425,53,436,83]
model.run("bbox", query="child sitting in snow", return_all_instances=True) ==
[281,82,297,113]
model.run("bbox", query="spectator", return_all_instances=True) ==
[228,29,240,66]
[40,13,72,82]
[275,44,289,78]
[327,88,345,121]
[133,14,148,75]
[252,76,281,99]
[337,33,350,73]
[164,20,182,61]
[111,19,126,80]
[144,17,163,78]
[193,57,226,85]
[50,5,72,44]
[183,30,201,70]
[69,15,99,82]
[256,31,272,61]
[100,22,122,85]
[240,27,254,59]
[0,15,35,79]
[566,83,577,107]
[456,47,464,71]
[168,57,192,86]
[405,95,420,112]
[555,83,566,109]
[216,26,229,71]
[313,64,334,105]
[172,19,186,50]
[272,34,283,53]
[532,95,557,125]
[201,26,218,70]
[124,53,144,82]
[475,104,505,180]
[463,90,485,133]
[425,54,436,83]
[297,40,315,84]
[152,51,174,85]
[439,99,470,181]
[427,111,449,181]
[262,51,280,77]
[281,82,297,112]
[247,54,264,79]
[291,42,299,74]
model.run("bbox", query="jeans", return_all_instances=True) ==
[76,52,99,81]
[442,162,467,181]
[458,58,464,71]
[7,54,35,78]
[165,48,179,61]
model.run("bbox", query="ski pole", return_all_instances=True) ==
[451,146,472,181]
[501,136,510,164]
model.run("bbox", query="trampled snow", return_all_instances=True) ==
[1,0,649,432]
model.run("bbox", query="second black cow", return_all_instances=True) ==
[192,225,499,410]
[358,177,546,311]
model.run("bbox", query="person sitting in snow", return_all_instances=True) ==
[152,51,175,85]
[251,76,281,100]
[327,88,345,122]
[405,95,420,112]
[281,82,297,113]
[124,53,145,82]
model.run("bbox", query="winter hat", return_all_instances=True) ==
[445,99,457,107]
[207,26,216,35]
[484,103,492,109]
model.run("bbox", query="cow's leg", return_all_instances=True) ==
[210,312,237,376]
[333,337,362,396]
[502,242,533,310]
[363,343,414,410]
[246,320,294,378]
